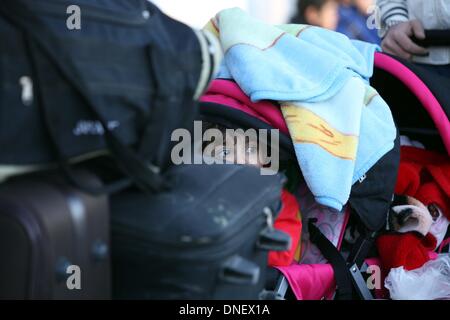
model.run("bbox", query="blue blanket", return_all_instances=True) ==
[205,8,396,211]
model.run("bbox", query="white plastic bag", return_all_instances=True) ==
[385,255,450,300]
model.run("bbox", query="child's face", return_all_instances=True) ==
[209,131,263,167]
[317,1,339,30]
[306,1,339,30]
[353,0,374,14]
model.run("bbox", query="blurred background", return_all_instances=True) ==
[151,0,297,28]
[150,0,379,44]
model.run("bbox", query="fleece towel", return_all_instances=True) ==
[204,8,396,211]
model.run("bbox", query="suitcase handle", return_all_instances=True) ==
[219,255,260,286]
[256,228,291,252]
[256,207,291,251]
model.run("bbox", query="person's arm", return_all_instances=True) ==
[377,0,409,37]
[377,0,428,60]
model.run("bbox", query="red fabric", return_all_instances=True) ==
[395,146,450,220]
[376,232,437,271]
[268,190,302,267]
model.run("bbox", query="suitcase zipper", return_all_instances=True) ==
[114,183,282,248]
[114,203,277,262]
[115,217,263,262]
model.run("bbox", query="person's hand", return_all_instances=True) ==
[381,20,429,60]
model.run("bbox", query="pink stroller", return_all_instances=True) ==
[198,50,450,300]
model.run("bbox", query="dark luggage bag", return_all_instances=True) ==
[111,164,290,299]
[0,0,218,192]
[0,169,110,299]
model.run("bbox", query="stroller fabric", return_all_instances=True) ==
[204,8,397,211]
[201,79,400,231]
[269,190,303,267]
[373,53,450,154]
[276,264,336,300]
[201,79,289,133]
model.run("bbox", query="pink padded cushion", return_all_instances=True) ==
[200,79,289,134]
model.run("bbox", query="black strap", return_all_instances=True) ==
[346,233,376,268]
[0,1,168,193]
[308,218,354,300]
[138,2,207,170]
[137,10,203,170]
[138,43,193,170]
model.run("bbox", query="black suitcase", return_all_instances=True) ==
[111,164,290,300]
[0,169,110,299]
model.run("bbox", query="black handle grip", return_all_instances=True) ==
[412,29,450,47]
[256,228,292,252]
[219,255,260,285]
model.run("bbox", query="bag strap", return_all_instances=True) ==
[0,1,169,193]
[308,218,354,300]
[346,225,377,268]
[137,4,209,170]
[137,43,195,171]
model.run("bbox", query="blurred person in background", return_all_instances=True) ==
[377,0,450,78]
[291,0,339,31]
[337,0,380,44]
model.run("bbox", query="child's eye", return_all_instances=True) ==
[216,147,231,157]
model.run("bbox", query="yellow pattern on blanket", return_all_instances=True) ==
[281,105,358,161]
